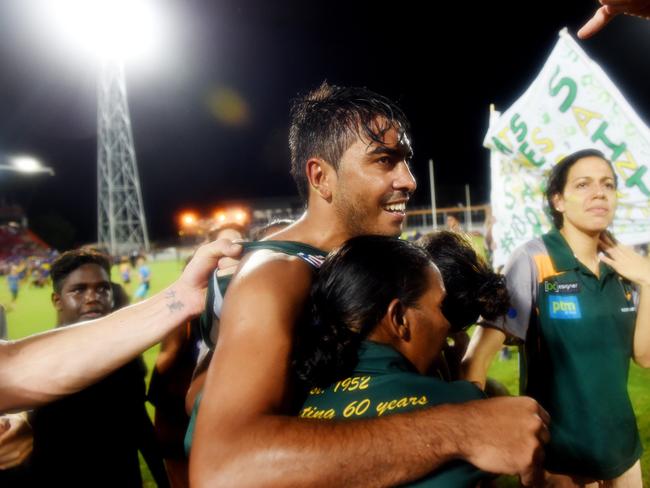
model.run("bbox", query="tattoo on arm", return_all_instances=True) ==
[164,289,184,314]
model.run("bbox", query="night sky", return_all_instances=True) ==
[1,0,649,248]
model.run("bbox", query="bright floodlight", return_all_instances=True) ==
[8,155,54,175]
[46,0,163,61]
[234,209,248,224]
[180,212,198,227]
[215,211,227,223]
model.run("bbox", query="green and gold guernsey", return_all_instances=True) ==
[198,240,327,349]
[185,240,326,454]
[480,228,642,479]
[300,341,487,487]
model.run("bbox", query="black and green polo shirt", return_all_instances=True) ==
[481,229,642,479]
[300,341,487,487]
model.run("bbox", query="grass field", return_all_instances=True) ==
[2,259,649,485]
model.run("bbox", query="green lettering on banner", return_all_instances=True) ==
[519,142,546,167]
[625,165,650,197]
[549,67,577,113]
[591,121,627,161]
[492,137,512,155]
[505,191,516,210]
[510,114,527,143]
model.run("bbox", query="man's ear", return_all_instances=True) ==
[52,292,62,311]
[306,157,334,201]
[387,298,410,341]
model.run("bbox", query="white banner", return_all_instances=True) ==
[485,29,650,268]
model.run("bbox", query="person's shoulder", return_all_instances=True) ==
[511,236,545,260]
[229,248,316,298]
[243,246,316,269]
[502,236,546,272]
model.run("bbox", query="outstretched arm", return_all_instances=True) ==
[190,252,549,487]
[578,0,650,39]
[0,239,242,412]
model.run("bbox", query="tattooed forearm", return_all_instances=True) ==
[164,289,185,314]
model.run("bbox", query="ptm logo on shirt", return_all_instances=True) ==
[544,280,580,294]
[548,295,582,319]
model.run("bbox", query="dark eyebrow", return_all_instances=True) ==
[368,143,413,160]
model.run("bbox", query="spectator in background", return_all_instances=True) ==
[119,256,132,287]
[7,264,20,302]
[446,213,463,233]
[134,255,152,300]
[26,249,168,487]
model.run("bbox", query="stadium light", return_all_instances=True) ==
[233,209,248,224]
[214,211,227,223]
[179,211,199,227]
[0,155,54,175]
[213,207,250,227]
[42,0,165,63]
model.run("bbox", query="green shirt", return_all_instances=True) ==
[482,229,642,479]
[300,341,487,487]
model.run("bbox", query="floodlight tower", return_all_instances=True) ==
[44,0,162,255]
[97,59,150,256]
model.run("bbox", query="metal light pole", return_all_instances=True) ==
[97,59,149,255]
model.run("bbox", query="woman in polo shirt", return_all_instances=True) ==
[293,234,509,487]
[463,149,650,486]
